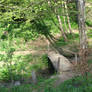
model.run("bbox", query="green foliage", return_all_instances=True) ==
[54,33,79,48]
[86,20,92,27]
[0,0,78,41]
[0,44,48,82]
[0,75,92,92]
[0,0,91,91]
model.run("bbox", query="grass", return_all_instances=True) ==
[0,51,48,82]
[0,0,92,91]
[0,74,92,92]
[53,33,79,48]
[0,38,27,51]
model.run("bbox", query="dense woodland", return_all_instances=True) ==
[0,0,92,92]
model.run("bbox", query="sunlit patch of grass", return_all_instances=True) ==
[54,33,79,48]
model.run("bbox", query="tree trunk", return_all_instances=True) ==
[54,0,67,41]
[64,16,68,34]
[63,2,69,34]
[57,15,67,41]
[78,0,87,50]
[47,0,67,41]
[64,1,72,34]
[78,0,88,75]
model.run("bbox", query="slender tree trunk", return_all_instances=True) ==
[54,1,67,41]
[57,14,67,41]
[64,1,72,34]
[47,0,67,41]
[64,16,68,34]
[63,2,69,34]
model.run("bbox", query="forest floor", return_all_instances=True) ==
[27,28,92,85]
[27,28,92,91]
[15,29,92,87]
[0,28,92,89]
[0,1,92,92]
